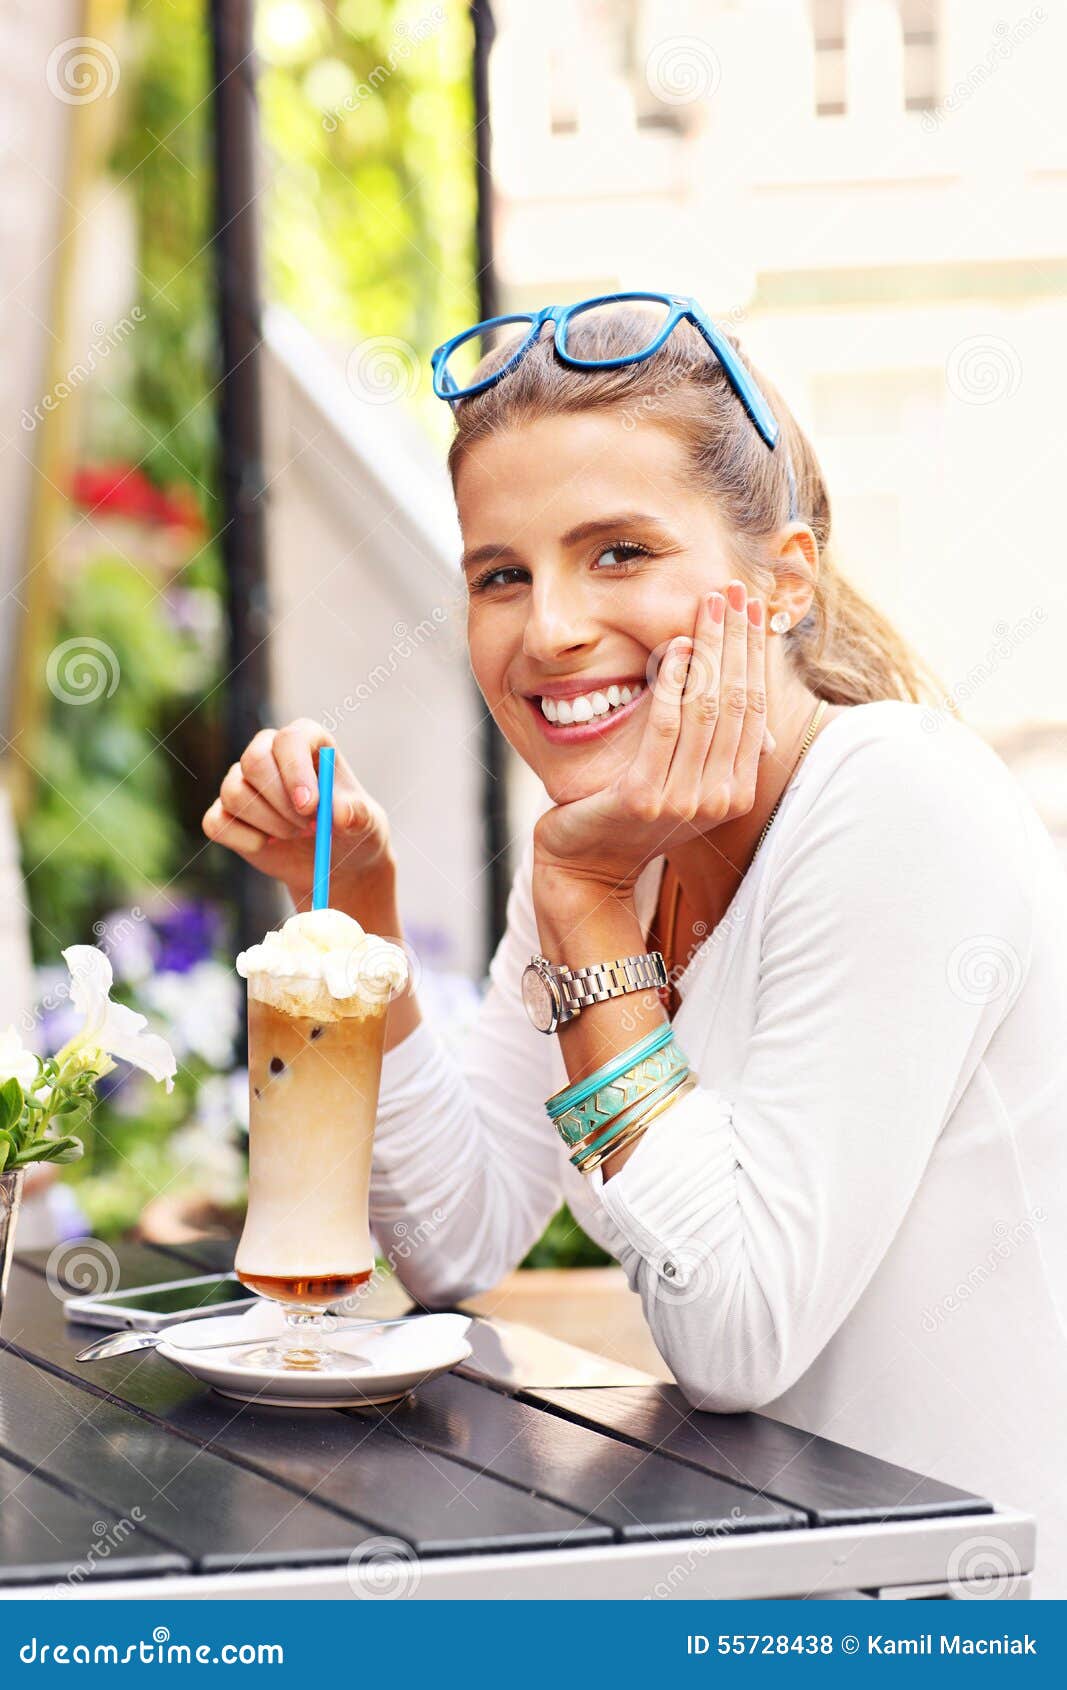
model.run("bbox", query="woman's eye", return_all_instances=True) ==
[469,565,527,593]
[594,541,650,570]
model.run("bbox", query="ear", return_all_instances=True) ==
[767,523,819,628]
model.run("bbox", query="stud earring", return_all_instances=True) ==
[769,611,791,634]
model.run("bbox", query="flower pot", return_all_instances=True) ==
[0,1169,25,1330]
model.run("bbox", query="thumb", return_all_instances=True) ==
[335,791,368,832]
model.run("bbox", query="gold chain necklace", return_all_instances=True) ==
[753,695,828,856]
[660,697,828,995]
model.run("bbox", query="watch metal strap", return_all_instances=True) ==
[561,951,667,1014]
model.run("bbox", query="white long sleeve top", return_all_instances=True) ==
[370,701,1067,1595]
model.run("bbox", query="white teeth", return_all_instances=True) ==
[540,683,644,728]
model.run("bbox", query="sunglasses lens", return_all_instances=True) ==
[439,315,536,394]
[559,296,673,364]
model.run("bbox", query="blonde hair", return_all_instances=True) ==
[447,306,943,707]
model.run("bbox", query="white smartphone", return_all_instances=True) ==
[63,1272,258,1332]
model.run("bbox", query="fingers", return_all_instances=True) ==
[220,762,304,840]
[201,798,269,859]
[701,579,750,785]
[271,719,335,817]
[236,728,305,827]
[672,590,725,799]
[732,596,769,801]
[628,635,691,812]
[330,762,377,834]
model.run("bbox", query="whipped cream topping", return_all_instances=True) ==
[236,909,408,1018]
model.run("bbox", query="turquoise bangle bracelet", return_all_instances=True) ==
[550,1036,690,1151]
[546,1023,673,1121]
[570,1065,692,1171]
[575,1073,698,1174]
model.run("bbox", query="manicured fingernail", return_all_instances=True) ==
[709,592,726,623]
[293,784,313,811]
[727,580,746,612]
[748,599,763,628]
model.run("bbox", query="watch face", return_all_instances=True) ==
[522,965,556,1032]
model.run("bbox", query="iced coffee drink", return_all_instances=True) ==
[233,909,408,1369]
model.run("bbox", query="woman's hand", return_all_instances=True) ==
[201,720,394,905]
[533,581,770,900]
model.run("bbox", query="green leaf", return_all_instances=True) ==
[0,1077,23,1135]
[13,1135,85,1168]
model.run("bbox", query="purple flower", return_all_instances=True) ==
[152,902,219,973]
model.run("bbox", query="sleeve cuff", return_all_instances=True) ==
[591,1084,737,1291]
[378,1018,442,1099]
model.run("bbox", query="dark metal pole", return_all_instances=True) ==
[470,0,511,967]
[209,0,278,954]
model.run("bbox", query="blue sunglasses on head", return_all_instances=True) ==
[430,289,797,519]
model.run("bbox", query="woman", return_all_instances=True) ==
[204,296,1067,1593]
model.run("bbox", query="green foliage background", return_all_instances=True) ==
[18,0,607,1265]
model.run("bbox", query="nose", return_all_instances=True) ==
[522,568,598,665]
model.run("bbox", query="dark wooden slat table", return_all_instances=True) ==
[0,1241,1034,1600]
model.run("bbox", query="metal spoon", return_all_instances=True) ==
[75,1315,415,1364]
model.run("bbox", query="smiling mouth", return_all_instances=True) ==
[524,681,648,744]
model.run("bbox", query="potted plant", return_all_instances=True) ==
[0,945,175,1324]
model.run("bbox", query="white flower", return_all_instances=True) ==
[59,946,177,1092]
[139,961,239,1069]
[0,1025,38,1091]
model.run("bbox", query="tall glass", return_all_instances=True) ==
[234,969,391,1372]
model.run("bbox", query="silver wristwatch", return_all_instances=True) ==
[521,950,668,1034]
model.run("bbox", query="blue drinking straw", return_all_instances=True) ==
[311,747,335,911]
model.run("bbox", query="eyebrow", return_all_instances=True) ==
[460,512,677,574]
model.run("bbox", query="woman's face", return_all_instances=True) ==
[457,410,762,804]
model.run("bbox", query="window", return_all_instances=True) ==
[546,0,694,138]
[810,0,941,117]
[899,0,940,113]
[812,0,847,116]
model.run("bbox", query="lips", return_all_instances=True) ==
[524,682,648,745]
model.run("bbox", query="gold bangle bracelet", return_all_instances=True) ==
[578,1073,698,1173]
[565,1064,691,1160]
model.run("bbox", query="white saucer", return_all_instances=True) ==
[155,1304,472,1408]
